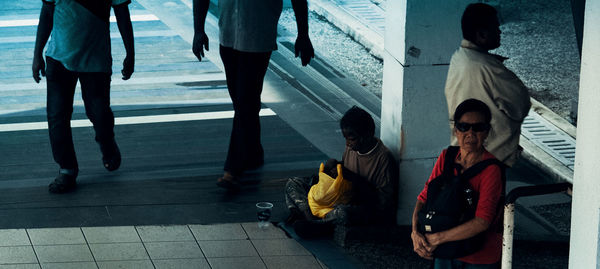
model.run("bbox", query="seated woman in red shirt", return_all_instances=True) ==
[411,99,504,268]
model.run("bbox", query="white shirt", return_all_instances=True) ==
[445,40,531,167]
[218,0,282,52]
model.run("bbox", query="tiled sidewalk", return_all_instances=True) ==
[0,223,326,269]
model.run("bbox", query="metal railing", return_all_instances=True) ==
[501,182,572,269]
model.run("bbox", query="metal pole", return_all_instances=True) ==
[502,203,515,269]
[501,183,571,269]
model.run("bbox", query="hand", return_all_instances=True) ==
[193,31,209,62]
[295,35,314,66]
[324,158,338,170]
[121,54,134,80]
[32,55,46,83]
[424,232,442,253]
[411,230,433,260]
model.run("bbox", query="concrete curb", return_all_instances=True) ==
[520,99,576,184]
[308,0,385,59]
[520,138,574,183]
[530,99,577,138]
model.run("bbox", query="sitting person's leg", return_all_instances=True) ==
[284,176,317,223]
[323,204,372,226]
[293,204,357,239]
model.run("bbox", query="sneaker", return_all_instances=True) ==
[293,220,334,239]
[48,173,77,194]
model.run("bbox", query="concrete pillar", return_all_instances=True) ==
[569,0,600,267]
[380,0,471,224]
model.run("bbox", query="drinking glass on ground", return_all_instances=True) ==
[256,202,273,229]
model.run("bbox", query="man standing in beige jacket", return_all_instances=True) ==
[445,3,531,167]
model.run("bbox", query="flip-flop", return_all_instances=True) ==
[216,176,241,190]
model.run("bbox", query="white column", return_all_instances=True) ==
[569,0,600,267]
[381,0,471,224]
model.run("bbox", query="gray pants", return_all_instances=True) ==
[284,176,369,225]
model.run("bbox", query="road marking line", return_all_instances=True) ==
[0,30,177,44]
[0,19,38,27]
[0,14,159,27]
[0,73,226,92]
[0,108,276,132]
[109,14,158,23]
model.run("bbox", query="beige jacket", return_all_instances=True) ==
[445,40,531,167]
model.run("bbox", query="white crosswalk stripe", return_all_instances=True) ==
[0,14,159,27]
[0,108,276,132]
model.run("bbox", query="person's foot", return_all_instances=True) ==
[101,139,121,171]
[48,173,77,194]
[293,220,334,239]
[216,171,241,190]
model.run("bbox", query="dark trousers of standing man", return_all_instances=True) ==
[45,56,116,172]
[219,46,272,176]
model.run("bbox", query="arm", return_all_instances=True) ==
[340,166,373,204]
[425,217,490,252]
[425,163,502,252]
[376,156,399,219]
[411,150,445,258]
[341,161,396,223]
[114,3,135,80]
[192,0,210,61]
[492,68,532,122]
[340,166,364,183]
[291,0,314,66]
[32,2,54,83]
[411,200,433,260]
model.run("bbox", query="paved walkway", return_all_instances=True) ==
[0,223,327,269]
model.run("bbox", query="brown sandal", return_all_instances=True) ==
[216,173,241,190]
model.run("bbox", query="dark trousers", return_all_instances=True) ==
[45,57,115,171]
[434,259,500,269]
[219,46,272,175]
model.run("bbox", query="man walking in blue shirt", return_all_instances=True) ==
[32,0,135,193]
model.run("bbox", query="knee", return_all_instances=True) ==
[46,105,72,122]
[286,176,300,185]
[329,205,353,225]
[84,100,112,120]
[285,178,299,193]
[233,97,261,113]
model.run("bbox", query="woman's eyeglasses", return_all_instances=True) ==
[455,122,490,132]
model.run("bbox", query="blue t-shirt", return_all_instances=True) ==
[44,0,130,73]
